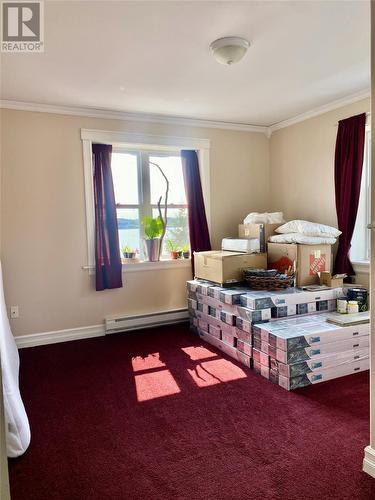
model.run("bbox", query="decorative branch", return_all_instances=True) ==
[150,161,169,259]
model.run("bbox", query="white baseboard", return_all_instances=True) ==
[363,446,375,478]
[15,324,105,348]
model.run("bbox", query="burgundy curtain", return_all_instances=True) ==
[181,150,211,273]
[334,113,366,275]
[92,144,123,291]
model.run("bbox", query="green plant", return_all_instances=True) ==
[141,216,164,239]
[181,244,190,253]
[121,245,135,254]
[166,239,177,252]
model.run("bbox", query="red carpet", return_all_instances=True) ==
[8,324,375,499]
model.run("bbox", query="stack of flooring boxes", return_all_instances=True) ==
[187,280,370,390]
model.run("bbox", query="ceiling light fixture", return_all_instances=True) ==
[210,36,250,66]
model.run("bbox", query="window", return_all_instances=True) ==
[351,128,371,263]
[81,129,210,271]
[111,149,189,259]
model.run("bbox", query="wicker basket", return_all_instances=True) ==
[243,268,295,290]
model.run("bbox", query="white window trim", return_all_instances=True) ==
[350,125,371,272]
[81,129,210,273]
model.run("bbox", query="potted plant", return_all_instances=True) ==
[141,161,169,262]
[141,216,164,261]
[182,244,190,259]
[121,245,137,259]
[166,239,178,259]
[176,247,183,259]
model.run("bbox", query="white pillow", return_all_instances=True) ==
[275,220,341,238]
[269,233,337,245]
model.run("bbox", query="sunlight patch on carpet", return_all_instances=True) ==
[187,359,247,387]
[135,369,181,402]
[132,353,166,372]
[181,345,218,361]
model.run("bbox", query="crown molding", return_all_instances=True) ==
[268,88,370,134]
[0,99,268,134]
[0,88,370,137]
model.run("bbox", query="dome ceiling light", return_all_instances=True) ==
[210,36,250,66]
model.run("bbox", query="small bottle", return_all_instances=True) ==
[337,299,348,314]
[347,301,359,314]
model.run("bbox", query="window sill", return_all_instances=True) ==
[83,259,191,275]
[351,261,370,274]
[121,259,191,273]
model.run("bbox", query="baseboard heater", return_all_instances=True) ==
[105,308,189,334]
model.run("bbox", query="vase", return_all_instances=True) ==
[143,238,161,262]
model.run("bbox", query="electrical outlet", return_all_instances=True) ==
[10,306,19,319]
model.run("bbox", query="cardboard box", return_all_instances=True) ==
[236,339,252,356]
[238,223,280,253]
[271,348,369,378]
[258,315,370,352]
[197,329,251,368]
[236,306,271,323]
[275,336,370,364]
[240,287,342,310]
[267,243,332,286]
[234,327,252,344]
[320,272,344,288]
[278,358,369,391]
[194,251,267,285]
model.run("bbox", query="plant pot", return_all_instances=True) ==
[143,238,161,262]
[177,251,183,259]
[170,251,178,260]
[123,252,136,259]
[183,252,190,259]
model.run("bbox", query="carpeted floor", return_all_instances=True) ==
[8,323,375,500]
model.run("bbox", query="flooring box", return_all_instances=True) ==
[194,251,267,285]
[238,223,280,253]
[236,306,271,323]
[234,327,252,344]
[271,348,369,378]
[267,243,332,286]
[258,315,370,352]
[275,336,370,364]
[198,329,251,368]
[278,358,369,391]
[236,339,252,356]
[240,287,342,310]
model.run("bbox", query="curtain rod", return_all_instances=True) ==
[335,112,370,127]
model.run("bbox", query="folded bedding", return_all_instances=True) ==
[269,233,337,245]
[275,220,341,238]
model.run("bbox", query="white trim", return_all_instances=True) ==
[82,138,95,268]
[82,258,192,275]
[0,99,268,134]
[81,128,210,270]
[81,128,210,150]
[269,88,370,134]
[0,90,370,136]
[363,446,375,478]
[352,261,370,274]
[15,324,105,349]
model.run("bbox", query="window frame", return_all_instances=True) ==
[351,126,371,271]
[81,129,210,273]
[113,148,190,258]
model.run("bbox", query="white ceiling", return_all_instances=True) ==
[0,0,370,126]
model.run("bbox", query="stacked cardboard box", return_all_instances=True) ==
[187,279,369,390]
[253,316,369,389]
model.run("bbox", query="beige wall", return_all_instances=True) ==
[269,98,370,226]
[269,98,370,289]
[0,109,269,336]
